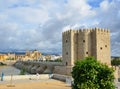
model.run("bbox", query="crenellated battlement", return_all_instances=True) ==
[94,27,110,33]
[63,27,110,36]
[62,29,72,35]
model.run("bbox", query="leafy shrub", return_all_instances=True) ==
[72,57,115,89]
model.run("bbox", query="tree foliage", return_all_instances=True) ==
[72,57,115,89]
[6,57,14,60]
[111,59,120,66]
[20,67,26,75]
[45,58,62,62]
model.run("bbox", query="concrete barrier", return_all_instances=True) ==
[52,74,73,86]
[66,76,73,86]
[3,74,50,81]
[52,74,72,81]
[1,73,73,86]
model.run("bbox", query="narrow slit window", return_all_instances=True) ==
[83,40,85,43]
[66,40,68,43]
[86,52,88,54]
[66,62,68,66]
[105,45,107,47]
[66,52,68,55]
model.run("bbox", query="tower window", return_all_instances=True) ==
[105,45,107,47]
[83,40,85,43]
[100,47,102,50]
[66,52,68,55]
[66,40,68,43]
[66,62,68,66]
[86,52,88,54]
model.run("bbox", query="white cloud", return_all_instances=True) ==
[3,7,49,24]
[100,0,109,10]
[66,0,95,17]
[0,0,120,55]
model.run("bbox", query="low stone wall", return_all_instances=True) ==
[1,73,73,86]
[3,74,50,81]
[52,74,73,86]
[52,74,72,81]
[2,74,72,82]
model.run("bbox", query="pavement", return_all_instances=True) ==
[115,82,120,89]
[0,79,71,89]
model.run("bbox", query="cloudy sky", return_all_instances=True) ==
[0,0,120,56]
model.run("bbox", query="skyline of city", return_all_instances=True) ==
[0,0,120,56]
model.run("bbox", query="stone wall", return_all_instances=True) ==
[52,74,72,82]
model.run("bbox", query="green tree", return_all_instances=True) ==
[54,58,62,62]
[111,58,120,66]
[72,57,115,89]
[6,57,14,60]
[20,67,26,75]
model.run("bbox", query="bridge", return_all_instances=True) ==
[14,61,64,74]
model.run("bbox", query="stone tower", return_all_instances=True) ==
[62,28,111,75]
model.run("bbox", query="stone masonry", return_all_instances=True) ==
[62,27,111,75]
